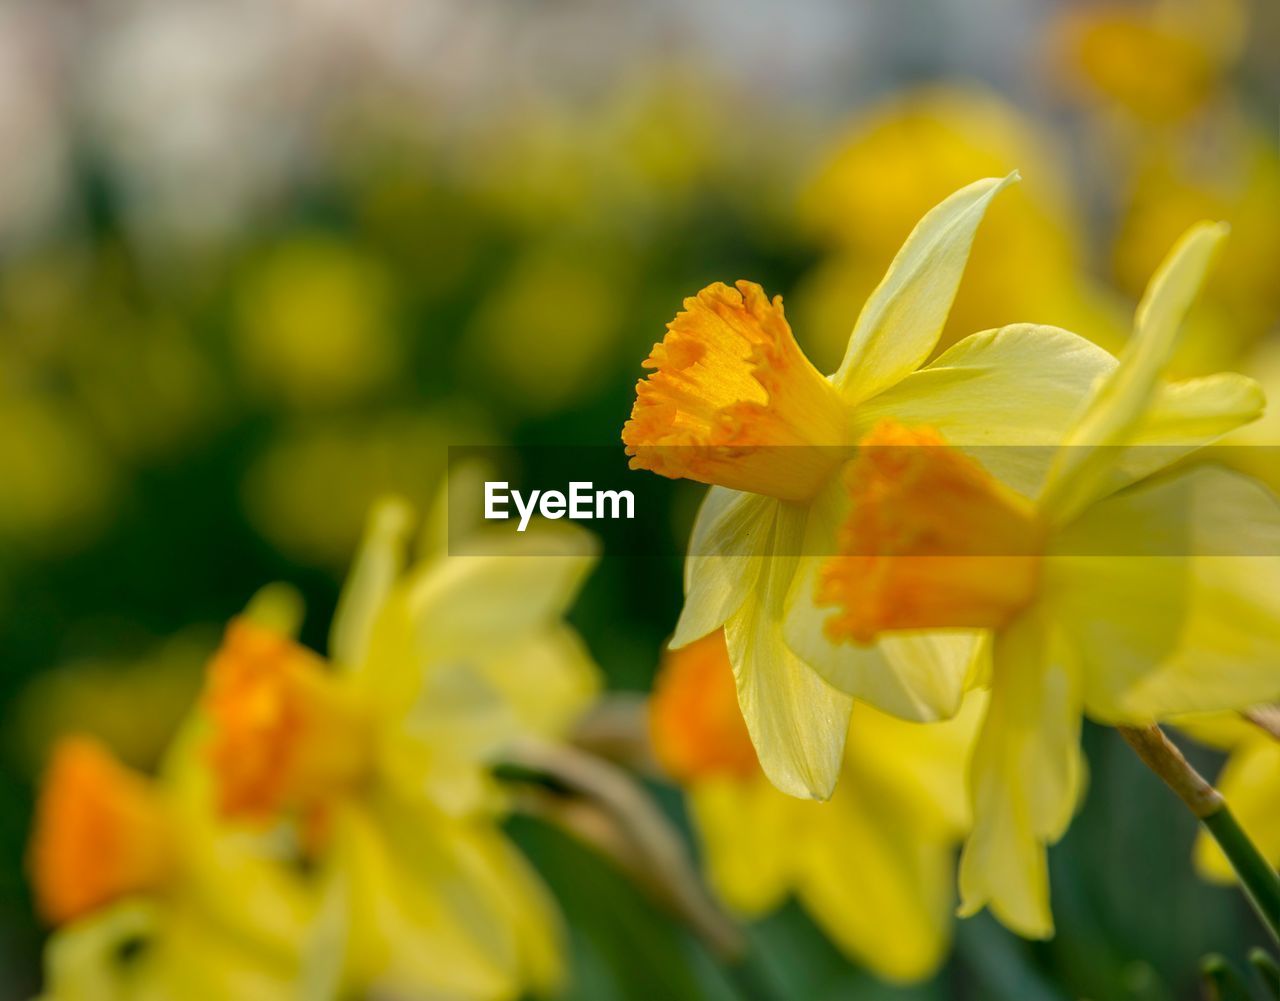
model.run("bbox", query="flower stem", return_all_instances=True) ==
[1118,724,1280,944]
[501,737,785,1001]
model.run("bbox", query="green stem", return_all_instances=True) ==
[1203,806,1280,945]
[1119,724,1280,945]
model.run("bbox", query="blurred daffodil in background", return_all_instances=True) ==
[201,500,600,998]
[796,87,1127,367]
[1049,0,1246,124]
[29,732,309,1000]
[649,629,984,983]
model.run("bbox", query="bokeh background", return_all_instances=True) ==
[2,0,1279,997]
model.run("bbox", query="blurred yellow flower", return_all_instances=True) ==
[816,223,1276,938]
[31,738,174,926]
[650,630,982,982]
[625,175,1129,800]
[29,733,309,1000]
[1112,125,1280,371]
[234,235,399,409]
[1049,0,1244,123]
[463,248,625,415]
[202,499,601,999]
[796,87,1126,368]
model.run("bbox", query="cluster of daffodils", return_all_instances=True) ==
[626,177,1280,944]
[27,500,601,999]
[650,630,984,981]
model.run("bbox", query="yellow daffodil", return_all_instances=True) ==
[816,222,1275,937]
[649,629,984,982]
[623,176,1238,801]
[796,87,1127,366]
[1112,126,1280,371]
[1049,0,1245,123]
[234,235,399,410]
[1179,712,1280,883]
[29,733,309,1000]
[201,498,601,999]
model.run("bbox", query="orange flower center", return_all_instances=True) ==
[622,281,850,501]
[28,737,174,926]
[204,619,372,822]
[648,631,759,782]
[818,420,1045,645]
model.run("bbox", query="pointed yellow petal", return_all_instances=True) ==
[844,694,986,836]
[834,174,1019,404]
[959,613,1083,939]
[785,583,978,720]
[798,791,954,982]
[331,497,414,671]
[672,488,774,648]
[724,504,853,800]
[690,778,797,915]
[1070,373,1265,500]
[782,476,979,720]
[853,324,1115,497]
[1040,221,1231,523]
[1054,466,1280,720]
[334,801,543,999]
[405,524,598,661]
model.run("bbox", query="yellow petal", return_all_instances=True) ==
[959,612,1083,939]
[1134,373,1264,447]
[780,475,980,720]
[785,576,978,720]
[671,487,773,648]
[43,900,158,1000]
[44,896,305,1001]
[1174,711,1256,752]
[1194,739,1280,883]
[845,692,987,837]
[1051,466,1280,720]
[690,777,797,915]
[798,789,955,982]
[333,801,543,999]
[330,497,414,671]
[1039,221,1230,523]
[853,324,1115,497]
[471,625,601,739]
[724,503,853,800]
[407,524,598,657]
[1068,373,1264,502]
[833,173,1019,404]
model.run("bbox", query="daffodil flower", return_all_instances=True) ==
[816,221,1277,937]
[29,733,309,1000]
[201,499,600,999]
[623,175,1243,800]
[648,629,984,982]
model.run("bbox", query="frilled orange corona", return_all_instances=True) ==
[623,281,850,501]
[819,420,1045,644]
